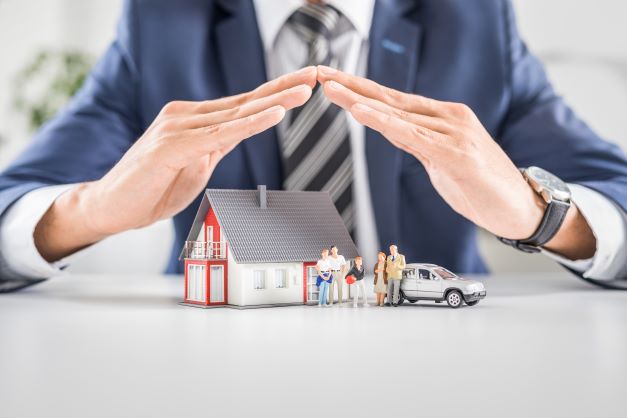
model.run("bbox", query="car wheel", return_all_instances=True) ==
[397,293,405,305]
[446,290,462,308]
[466,300,479,306]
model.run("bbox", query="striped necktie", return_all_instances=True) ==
[281,4,355,235]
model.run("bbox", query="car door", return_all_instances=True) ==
[400,268,419,298]
[417,269,442,299]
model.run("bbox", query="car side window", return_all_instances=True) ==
[430,272,438,280]
[418,269,430,280]
[403,268,417,280]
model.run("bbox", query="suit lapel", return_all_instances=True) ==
[214,0,283,189]
[366,0,423,249]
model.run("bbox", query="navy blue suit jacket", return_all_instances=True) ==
[2,0,627,285]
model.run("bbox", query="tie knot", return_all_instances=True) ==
[288,4,344,43]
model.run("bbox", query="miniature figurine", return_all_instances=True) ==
[327,245,348,305]
[385,245,406,307]
[316,248,332,307]
[373,251,388,307]
[346,256,368,307]
[396,263,487,308]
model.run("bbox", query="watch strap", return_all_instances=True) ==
[525,199,570,246]
[498,199,570,253]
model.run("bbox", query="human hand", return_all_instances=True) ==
[317,66,595,259]
[35,67,317,261]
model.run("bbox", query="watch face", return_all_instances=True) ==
[526,166,571,202]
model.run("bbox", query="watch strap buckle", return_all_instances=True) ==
[496,237,542,253]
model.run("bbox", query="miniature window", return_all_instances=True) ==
[307,266,319,301]
[275,269,287,289]
[418,269,431,280]
[253,270,266,290]
[433,267,455,279]
[402,268,417,280]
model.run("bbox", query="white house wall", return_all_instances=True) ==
[227,247,244,306]
[228,260,304,306]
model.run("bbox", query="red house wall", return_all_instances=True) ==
[207,259,228,306]
[183,207,229,306]
[184,258,209,305]
[204,207,221,243]
[184,259,228,306]
[303,261,317,303]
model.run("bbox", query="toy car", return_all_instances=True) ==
[398,263,486,308]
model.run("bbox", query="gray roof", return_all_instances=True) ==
[181,188,359,264]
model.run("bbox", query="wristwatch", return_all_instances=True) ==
[497,166,571,253]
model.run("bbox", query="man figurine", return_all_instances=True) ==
[386,245,406,307]
[327,245,347,305]
[346,256,368,307]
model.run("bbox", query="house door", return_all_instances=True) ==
[417,269,442,298]
[187,264,207,303]
[306,266,319,303]
[209,265,225,303]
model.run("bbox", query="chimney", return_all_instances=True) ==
[258,185,267,209]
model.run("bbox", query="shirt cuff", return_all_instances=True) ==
[542,184,627,281]
[0,184,80,280]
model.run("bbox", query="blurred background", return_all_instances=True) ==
[1,0,626,275]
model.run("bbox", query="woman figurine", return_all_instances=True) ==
[373,252,388,306]
[316,248,332,307]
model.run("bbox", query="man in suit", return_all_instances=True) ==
[1,0,627,292]
[386,245,406,306]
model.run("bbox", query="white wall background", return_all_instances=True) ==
[0,0,625,274]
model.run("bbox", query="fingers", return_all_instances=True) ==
[248,66,317,101]
[317,65,442,116]
[180,84,312,129]
[162,67,317,116]
[350,103,439,164]
[179,105,286,158]
[322,80,452,134]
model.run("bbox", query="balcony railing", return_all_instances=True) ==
[183,241,227,260]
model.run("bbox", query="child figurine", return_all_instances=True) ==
[373,252,388,306]
[316,248,332,307]
[346,256,368,307]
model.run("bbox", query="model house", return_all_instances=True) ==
[179,186,359,308]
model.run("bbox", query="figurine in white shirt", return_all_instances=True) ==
[315,248,332,307]
[327,245,348,305]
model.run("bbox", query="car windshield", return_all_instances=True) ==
[433,267,457,279]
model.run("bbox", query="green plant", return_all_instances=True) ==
[13,50,93,132]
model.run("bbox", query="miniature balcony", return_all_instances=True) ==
[183,241,227,260]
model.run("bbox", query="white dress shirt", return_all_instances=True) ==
[327,254,347,271]
[316,258,331,272]
[1,0,626,282]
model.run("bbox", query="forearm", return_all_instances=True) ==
[544,184,627,281]
[0,184,87,281]
[542,203,596,260]
[34,182,109,262]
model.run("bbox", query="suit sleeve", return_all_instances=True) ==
[498,0,627,211]
[0,0,142,217]
[496,1,627,286]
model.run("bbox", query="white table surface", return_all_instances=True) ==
[1,273,626,418]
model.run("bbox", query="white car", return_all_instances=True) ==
[399,263,486,308]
